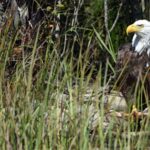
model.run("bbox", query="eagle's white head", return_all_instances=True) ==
[126,19,150,55]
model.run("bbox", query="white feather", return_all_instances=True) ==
[132,20,150,56]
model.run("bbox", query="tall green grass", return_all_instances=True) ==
[0,22,149,150]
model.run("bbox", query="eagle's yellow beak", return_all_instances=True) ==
[126,24,141,35]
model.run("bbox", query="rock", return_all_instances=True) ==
[104,91,128,112]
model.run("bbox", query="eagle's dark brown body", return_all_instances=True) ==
[115,43,150,109]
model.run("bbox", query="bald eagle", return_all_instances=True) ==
[116,20,150,109]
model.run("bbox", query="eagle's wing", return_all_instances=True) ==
[115,43,150,109]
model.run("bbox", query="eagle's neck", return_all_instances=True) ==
[132,34,150,55]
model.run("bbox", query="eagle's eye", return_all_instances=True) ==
[137,24,144,27]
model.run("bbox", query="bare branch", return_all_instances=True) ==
[141,0,145,12]
[104,0,110,43]
[109,2,123,32]
[104,0,109,34]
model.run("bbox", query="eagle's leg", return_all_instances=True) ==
[131,105,139,118]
